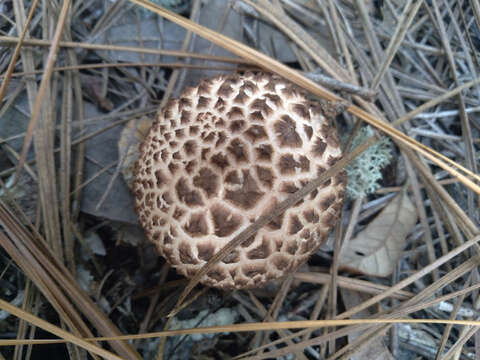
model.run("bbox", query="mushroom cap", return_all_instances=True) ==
[133,72,346,289]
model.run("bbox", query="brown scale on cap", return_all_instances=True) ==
[133,72,346,289]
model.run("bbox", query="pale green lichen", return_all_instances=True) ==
[344,126,393,199]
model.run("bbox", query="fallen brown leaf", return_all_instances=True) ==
[339,191,417,277]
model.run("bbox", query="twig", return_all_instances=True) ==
[305,71,376,101]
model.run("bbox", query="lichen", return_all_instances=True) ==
[344,126,393,199]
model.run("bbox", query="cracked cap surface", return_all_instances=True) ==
[133,72,346,289]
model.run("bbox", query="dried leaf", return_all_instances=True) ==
[81,75,114,111]
[0,92,32,155]
[118,116,152,188]
[95,12,187,63]
[341,288,394,360]
[339,191,417,277]
[85,232,106,256]
[183,0,243,87]
[80,103,139,224]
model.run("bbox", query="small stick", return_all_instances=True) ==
[305,71,377,101]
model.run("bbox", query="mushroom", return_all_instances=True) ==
[133,72,346,289]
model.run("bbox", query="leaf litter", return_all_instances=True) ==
[339,190,417,277]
